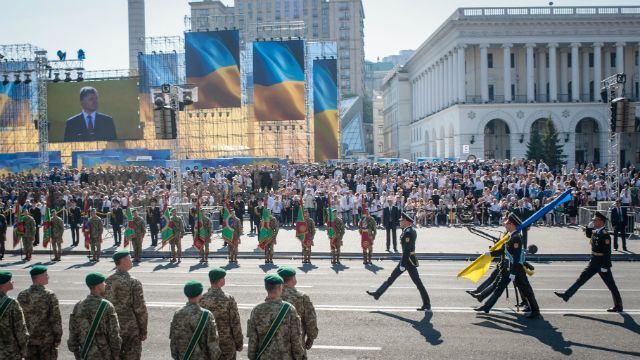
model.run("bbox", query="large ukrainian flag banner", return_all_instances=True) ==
[253,40,305,121]
[0,81,31,128]
[185,30,241,109]
[313,59,339,161]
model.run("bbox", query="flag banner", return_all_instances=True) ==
[124,207,135,248]
[12,202,23,249]
[160,197,174,248]
[313,58,339,161]
[193,202,205,250]
[82,196,90,250]
[295,204,307,244]
[258,207,273,250]
[222,202,235,245]
[43,208,52,248]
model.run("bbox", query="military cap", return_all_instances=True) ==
[277,266,296,279]
[264,274,284,285]
[0,270,12,285]
[208,268,227,282]
[184,280,204,298]
[112,249,131,262]
[400,211,414,223]
[29,265,48,277]
[506,212,523,226]
[593,211,607,222]
[85,272,106,287]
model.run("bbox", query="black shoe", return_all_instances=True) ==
[465,290,478,297]
[614,247,618,251]
[521,305,531,313]
[554,291,568,302]
[606,306,623,312]
[474,306,489,314]
[623,247,628,251]
[417,304,431,311]
[526,311,541,319]
[386,248,390,252]
[394,248,398,252]
[366,290,379,300]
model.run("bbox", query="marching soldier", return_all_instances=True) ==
[89,208,104,262]
[227,212,242,264]
[68,272,122,360]
[0,270,29,360]
[105,250,149,360]
[329,208,345,265]
[170,209,184,263]
[131,209,146,263]
[17,265,63,359]
[170,280,221,360]
[51,210,65,261]
[264,212,279,264]
[199,211,213,263]
[22,208,36,261]
[367,212,431,311]
[147,199,162,247]
[359,206,377,265]
[300,209,316,264]
[278,266,318,358]
[199,268,243,360]
[555,211,623,312]
[247,274,304,360]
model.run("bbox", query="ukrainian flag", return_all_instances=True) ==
[185,30,241,109]
[0,82,30,127]
[253,40,305,121]
[313,59,339,161]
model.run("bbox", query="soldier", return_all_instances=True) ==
[329,209,345,265]
[555,211,623,312]
[367,212,431,311]
[111,199,124,247]
[300,209,316,264]
[248,193,258,234]
[68,199,82,247]
[247,274,304,360]
[358,206,377,265]
[263,212,279,264]
[227,212,242,264]
[22,208,36,261]
[131,209,146,263]
[68,272,122,360]
[89,208,104,262]
[170,208,184,263]
[105,250,148,360]
[17,265,63,359]
[147,198,162,247]
[0,270,29,359]
[255,199,265,236]
[233,193,245,235]
[199,268,243,360]
[199,211,213,263]
[51,210,65,261]
[278,266,318,358]
[170,280,221,360]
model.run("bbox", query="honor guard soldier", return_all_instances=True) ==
[22,208,36,261]
[170,209,184,263]
[170,280,221,360]
[89,208,104,262]
[68,272,122,360]
[555,211,623,312]
[278,266,318,358]
[17,265,63,360]
[358,205,377,265]
[367,212,431,311]
[0,271,29,360]
[199,268,244,360]
[329,209,345,264]
[199,211,213,263]
[227,213,242,264]
[300,209,316,264]
[51,210,65,261]
[247,274,304,360]
[131,209,146,262]
[105,250,149,360]
[265,212,279,264]
[147,199,162,247]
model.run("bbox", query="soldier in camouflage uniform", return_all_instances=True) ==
[247,274,304,360]
[105,250,148,360]
[131,209,146,263]
[199,212,213,263]
[68,272,122,360]
[0,270,29,360]
[330,209,346,264]
[264,215,279,264]
[199,268,243,360]
[89,209,104,262]
[17,265,62,360]
[227,213,242,264]
[277,266,318,359]
[301,209,316,264]
[22,208,36,261]
[170,280,221,360]
[170,209,184,263]
[359,209,377,265]
[51,210,65,261]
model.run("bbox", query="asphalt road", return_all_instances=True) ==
[2,256,639,359]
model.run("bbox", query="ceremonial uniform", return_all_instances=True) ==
[301,216,316,264]
[0,290,29,359]
[169,303,221,360]
[17,284,63,359]
[51,214,65,261]
[247,298,304,360]
[199,214,213,262]
[233,199,245,234]
[89,215,104,261]
[330,216,345,264]
[264,216,279,263]
[22,214,36,260]
[359,215,377,264]
[171,214,184,263]
[68,295,122,359]
[132,215,146,262]
[227,215,241,263]
[282,286,318,359]
[199,287,244,359]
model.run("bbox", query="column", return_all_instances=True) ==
[526,43,536,102]
[430,67,435,114]
[548,43,558,102]
[415,77,420,119]
[560,47,568,102]
[440,58,445,109]
[435,62,441,111]
[570,42,580,102]
[603,47,611,77]
[452,48,458,104]
[616,42,625,96]
[428,69,433,114]
[457,44,466,103]
[443,54,450,107]
[418,75,423,118]
[582,47,590,101]
[593,43,603,102]
[538,47,547,102]
[480,43,489,103]
[411,80,415,120]
[503,43,512,103]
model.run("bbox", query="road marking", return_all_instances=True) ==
[239,344,381,351]
[385,286,640,292]
[70,282,312,288]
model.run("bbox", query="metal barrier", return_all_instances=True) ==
[578,206,638,234]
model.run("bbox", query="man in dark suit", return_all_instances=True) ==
[610,199,628,251]
[68,200,82,246]
[383,199,400,252]
[111,199,124,246]
[513,199,532,248]
[63,86,116,142]
[29,203,42,246]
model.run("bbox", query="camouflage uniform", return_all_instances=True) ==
[200,215,213,262]
[132,215,146,261]
[199,287,243,359]
[17,284,63,360]
[331,217,346,264]
[22,214,36,260]
[282,287,318,359]
[89,215,104,261]
[171,215,184,262]
[169,303,221,360]
[105,271,148,360]
[228,215,241,263]
[0,293,29,360]
[68,295,122,360]
[264,216,279,263]
[247,298,304,360]
[359,215,377,264]
[301,217,316,263]
[51,214,65,261]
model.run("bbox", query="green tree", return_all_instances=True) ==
[542,122,566,169]
[526,128,544,161]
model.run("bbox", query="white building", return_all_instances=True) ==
[382,6,640,167]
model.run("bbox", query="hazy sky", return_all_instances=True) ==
[1,0,638,70]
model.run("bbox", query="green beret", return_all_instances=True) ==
[264,274,284,285]
[30,265,48,277]
[277,266,296,279]
[0,271,12,285]
[184,280,204,298]
[208,268,226,282]
[85,272,106,287]
[112,249,131,262]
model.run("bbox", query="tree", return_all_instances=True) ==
[526,128,544,161]
[542,122,566,170]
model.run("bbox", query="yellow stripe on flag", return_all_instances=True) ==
[457,232,511,283]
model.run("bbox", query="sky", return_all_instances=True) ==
[1,0,638,71]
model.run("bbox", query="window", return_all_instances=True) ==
[546,53,549,68]
[610,53,616,68]
[510,53,515,68]
[567,53,572,68]
[511,84,516,98]
[568,81,572,100]
[487,53,493,68]
[589,81,594,102]
[635,51,639,66]
[488,84,495,101]
[589,53,594,67]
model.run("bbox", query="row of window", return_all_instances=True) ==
[485,82,640,101]
[487,51,640,69]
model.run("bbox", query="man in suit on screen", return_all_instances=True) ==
[63,86,117,142]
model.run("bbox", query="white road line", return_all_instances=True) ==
[238,344,381,351]
[69,282,312,288]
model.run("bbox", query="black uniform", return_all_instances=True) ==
[111,207,124,246]
[69,205,82,246]
[30,206,42,246]
[234,199,246,227]
[248,199,258,233]
[147,205,161,246]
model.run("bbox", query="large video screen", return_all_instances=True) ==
[47,78,142,142]
[313,58,339,161]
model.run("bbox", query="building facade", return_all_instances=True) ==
[188,0,365,97]
[382,6,640,167]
